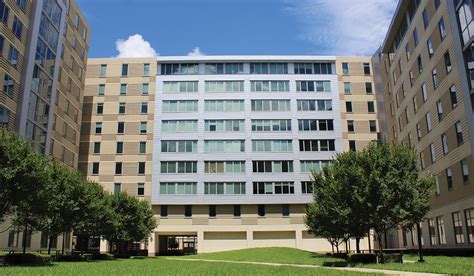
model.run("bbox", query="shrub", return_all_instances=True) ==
[383,253,403,263]
[347,253,376,264]
[55,253,94,262]
[331,252,348,259]
[114,253,131,259]
[4,253,51,266]
[92,253,114,260]
[322,261,348,267]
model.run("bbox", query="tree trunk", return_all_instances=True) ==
[355,237,361,253]
[331,243,334,253]
[368,230,371,253]
[22,224,27,254]
[345,239,349,253]
[384,231,388,248]
[378,235,384,263]
[336,244,339,253]
[62,232,66,254]
[48,235,53,255]
[416,223,425,262]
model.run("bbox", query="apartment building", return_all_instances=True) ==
[80,56,379,255]
[375,0,474,251]
[0,0,89,252]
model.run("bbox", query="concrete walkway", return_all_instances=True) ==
[168,257,446,276]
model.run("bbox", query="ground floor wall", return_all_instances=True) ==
[147,204,372,256]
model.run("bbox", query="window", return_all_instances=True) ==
[205,63,243,74]
[450,85,458,108]
[252,140,292,152]
[282,204,290,217]
[426,113,432,132]
[369,120,377,132]
[16,0,26,11]
[344,82,351,94]
[438,18,446,40]
[117,122,124,134]
[436,217,446,244]
[121,64,128,76]
[301,160,328,173]
[162,100,198,112]
[161,205,168,217]
[142,83,149,95]
[92,162,99,175]
[293,63,313,74]
[455,121,464,145]
[435,0,440,9]
[161,140,197,153]
[3,74,14,97]
[141,102,148,114]
[444,52,452,73]
[421,83,428,102]
[251,62,288,74]
[299,139,335,152]
[99,64,107,77]
[453,212,465,244]
[163,81,198,93]
[115,162,122,175]
[209,205,216,218]
[160,182,197,194]
[365,82,373,94]
[144,63,150,76]
[461,159,469,183]
[251,100,291,112]
[139,141,146,154]
[441,134,448,155]
[98,84,105,96]
[252,161,293,173]
[234,205,241,217]
[418,55,424,72]
[296,81,331,92]
[465,208,474,243]
[204,120,244,132]
[205,100,244,112]
[422,9,429,29]
[205,81,244,92]
[301,181,314,194]
[429,219,437,245]
[118,102,126,114]
[368,101,375,113]
[297,100,332,111]
[93,142,101,154]
[253,182,294,194]
[298,119,333,131]
[12,16,23,39]
[8,45,18,67]
[161,161,197,174]
[347,120,355,132]
[137,183,145,196]
[342,62,349,74]
[430,143,436,163]
[295,62,333,74]
[349,140,356,151]
[413,28,419,46]
[162,120,198,132]
[204,140,245,153]
[258,205,265,217]
[406,44,411,60]
[437,101,443,121]
[140,122,147,134]
[346,101,353,112]
[96,103,104,115]
[432,69,438,89]
[363,63,371,75]
[252,81,290,92]
[138,162,145,175]
[116,141,124,154]
[185,206,192,217]
[252,119,291,132]
[446,168,453,190]
[161,63,199,75]
[120,84,127,95]
[95,122,102,134]
[204,182,246,195]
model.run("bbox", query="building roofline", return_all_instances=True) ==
[381,0,407,53]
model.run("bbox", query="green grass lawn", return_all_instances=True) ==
[0,257,374,275]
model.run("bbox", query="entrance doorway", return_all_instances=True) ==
[158,235,197,256]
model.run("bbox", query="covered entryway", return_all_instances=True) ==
[158,235,197,256]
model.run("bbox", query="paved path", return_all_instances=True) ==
[168,257,446,276]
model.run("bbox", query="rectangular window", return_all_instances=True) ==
[429,219,437,245]
[427,38,434,59]
[92,162,99,175]
[8,45,18,67]
[116,141,124,154]
[299,139,335,152]
[209,205,216,218]
[12,16,23,39]
[363,63,371,75]
[205,100,244,112]
[161,205,168,217]
[253,182,294,195]
[252,81,290,92]
[298,119,333,131]
[444,52,452,73]
[161,63,199,75]
[3,74,14,97]
[437,101,443,121]
[99,64,107,77]
[422,9,429,29]
[120,84,127,95]
[296,80,331,92]
[140,122,147,134]
[161,162,197,174]
[441,134,448,155]
[432,68,438,89]
[138,162,145,175]
[98,84,105,96]
[369,120,377,132]
[251,100,291,112]
[205,81,244,92]
[204,140,245,153]
[450,85,458,108]
[365,82,373,94]
[205,63,244,74]
[118,102,126,114]
[297,100,332,111]
[252,140,292,152]
[234,205,241,217]
[143,63,150,76]
[430,143,436,163]
[252,161,294,173]
[252,119,292,132]
[95,122,102,134]
[461,159,469,183]
[346,101,353,112]
[301,181,314,194]
[185,205,192,218]
[455,121,464,145]
[142,83,149,95]
[93,142,101,154]
[282,204,290,217]
[406,44,411,60]
[139,141,146,154]
[137,183,145,196]
[342,62,349,74]
[162,120,198,133]
[347,120,355,132]
[204,120,244,132]
[349,140,356,151]
[465,208,474,243]
[117,122,124,134]
[344,82,351,94]
[258,205,265,217]
[301,160,327,173]
[368,101,375,113]
[438,18,446,40]
[163,81,198,93]
[115,162,122,175]
[251,62,288,74]
[161,140,197,153]
[141,102,148,114]
[96,103,104,115]
[162,100,198,113]
[453,212,464,244]
[436,217,446,244]
[121,64,128,76]
[446,167,453,190]
[160,182,197,195]
[426,113,432,132]
[414,28,419,46]
[204,182,246,195]
[113,183,121,194]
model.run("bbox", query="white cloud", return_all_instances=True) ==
[115,34,158,58]
[285,0,398,56]
[187,47,205,56]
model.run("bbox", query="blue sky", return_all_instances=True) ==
[77,0,398,58]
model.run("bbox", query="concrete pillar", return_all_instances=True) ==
[148,232,156,256]
[246,230,253,249]
[99,238,107,253]
[197,230,204,253]
[295,230,302,250]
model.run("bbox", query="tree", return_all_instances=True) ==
[362,142,435,262]
[102,192,156,255]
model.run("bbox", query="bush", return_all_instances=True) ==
[92,253,114,260]
[114,253,131,259]
[55,253,94,262]
[382,253,403,263]
[322,261,348,267]
[331,252,348,259]
[4,253,51,266]
[348,253,376,264]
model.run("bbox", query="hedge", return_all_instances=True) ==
[4,253,51,266]
[347,253,377,264]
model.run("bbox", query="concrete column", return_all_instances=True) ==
[295,230,302,249]
[99,238,107,253]
[246,229,253,248]
[197,230,204,253]
[148,232,156,256]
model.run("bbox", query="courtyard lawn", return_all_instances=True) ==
[0,257,374,276]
